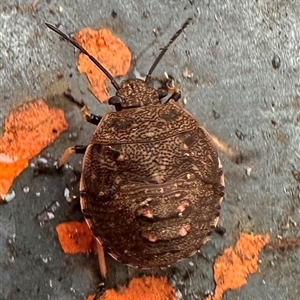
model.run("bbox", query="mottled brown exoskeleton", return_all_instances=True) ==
[46,19,226,281]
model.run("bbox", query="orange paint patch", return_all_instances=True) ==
[206,233,270,300]
[86,277,178,300]
[56,221,95,254]
[75,27,131,102]
[0,99,68,200]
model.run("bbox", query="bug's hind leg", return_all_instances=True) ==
[93,283,106,300]
[96,241,107,279]
[92,242,107,300]
[93,241,129,300]
[210,135,243,164]
[57,145,87,168]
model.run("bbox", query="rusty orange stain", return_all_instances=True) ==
[56,221,95,254]
[0,99,68,200]
[86,276,178,300]
[205,233,270,300]
[75,27,131,102]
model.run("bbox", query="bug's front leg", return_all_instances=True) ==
[81,105,102,126]
[57,145,87,168]
[152,74,182,102]
[164,77,181,103]
[215,224,226,235]
[167,89,181,102]
[63,92,102,125]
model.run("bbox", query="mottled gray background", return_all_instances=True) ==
[0,0,300,299]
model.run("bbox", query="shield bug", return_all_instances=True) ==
[46,18,225,279]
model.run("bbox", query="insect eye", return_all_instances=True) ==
[108,96,122,105]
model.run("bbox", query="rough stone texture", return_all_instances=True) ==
[0,0,299,299]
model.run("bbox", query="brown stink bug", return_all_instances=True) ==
[46,19,225,281]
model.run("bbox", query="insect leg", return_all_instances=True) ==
[91,242,107,299]
[215,224,226,235]
[81,106,102,125]
[210,135,243,164]
[166,91,181,102]
[157,88,169,99]
[96,241,107,278]
[93,281,106,300]
[63,92,102,125]
[164,76,182,103]
[57,145,87,168]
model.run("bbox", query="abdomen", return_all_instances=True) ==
[80,125,224,268]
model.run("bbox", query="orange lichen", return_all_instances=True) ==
[86,277,178,300]
[56,221,95,254]
[0,99,68,200]
[75,27,131,102]
[206,233,270,300]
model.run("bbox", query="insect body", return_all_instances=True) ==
[46,18,224,274]
[81,87,224,268]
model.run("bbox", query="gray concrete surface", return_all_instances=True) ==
[1,0,300,299]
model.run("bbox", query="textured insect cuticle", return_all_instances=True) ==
[79,56,224,269]
[179,224,191,236]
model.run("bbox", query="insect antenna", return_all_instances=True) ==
[45,23,120,91]
[145,17,192,84]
